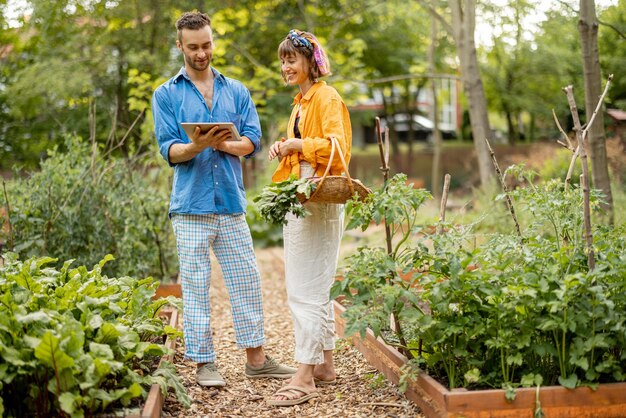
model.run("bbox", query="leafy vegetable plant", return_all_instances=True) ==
[0,253,191,417]
[253,175,316,225]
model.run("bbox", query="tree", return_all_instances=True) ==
[579,0,613,221]
[429,18,444,197]
[598,0,626,108]
[482,0,536,144]
[417,0,494,186]
[0,0,201,168]
[526,5,585,138]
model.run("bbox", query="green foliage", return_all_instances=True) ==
[335,168,626,394]
[0,0,200,168]
[599,0,626,108]
[363,372,387,389]
[246,199,284,248]
[332,174,432,354]
[535,149,582,185]
[0,253,191,417]
[1,136,177,279]
[253,175,316,225]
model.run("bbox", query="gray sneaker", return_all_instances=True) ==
[245,355,297,379]
[196,363,226,387]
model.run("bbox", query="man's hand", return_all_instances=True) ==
[169,126,231,164]
[191,125,231,152]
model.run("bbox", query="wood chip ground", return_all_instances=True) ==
[162,246,425,418]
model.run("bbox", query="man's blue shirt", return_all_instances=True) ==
[152,67,261,215]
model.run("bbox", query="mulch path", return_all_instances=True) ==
[162,247,424,418]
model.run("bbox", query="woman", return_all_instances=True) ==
[266,29,352,407]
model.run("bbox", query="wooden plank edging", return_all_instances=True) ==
[128,307,179,418]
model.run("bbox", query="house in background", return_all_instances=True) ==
[349,76,462,147]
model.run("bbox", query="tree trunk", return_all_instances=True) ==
[450,0,493,186]
[405,80,414,178]
[429,18,443,198]
[505,107,519,145]
[579,0,614,222]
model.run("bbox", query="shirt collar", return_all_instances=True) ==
[292,81,326,106]
[173,66,226,84]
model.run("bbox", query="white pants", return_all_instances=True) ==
[283,163,344,365]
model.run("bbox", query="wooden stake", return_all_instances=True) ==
[580,174,596,270]
[485,138,522,238]
[1,180,13,252]
[563,85,596,270]
[375,117,393,255]
[438,174,451,235]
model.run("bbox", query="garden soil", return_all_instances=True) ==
[162,247,424,418]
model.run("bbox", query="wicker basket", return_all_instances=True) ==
[296,137,371,204]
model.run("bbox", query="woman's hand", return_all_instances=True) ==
[268,139,283,161]
[268,137,303,161]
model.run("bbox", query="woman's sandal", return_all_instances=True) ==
[267,384,319,407]
[314,377,336,386]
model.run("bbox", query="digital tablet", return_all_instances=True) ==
[180,122,241,141]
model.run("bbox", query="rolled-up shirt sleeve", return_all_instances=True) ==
[236,84,262,159]
[152,86,184,166]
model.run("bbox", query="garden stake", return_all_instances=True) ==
[1,180,13,251]
[375,117,410,357]
[581,173,595,270]
[559,75,612,193]
[485,138,522,238]
[561,75,614,270]
[375,117,392,254]
[438,174,451,235]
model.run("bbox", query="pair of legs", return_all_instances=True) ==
[172,213,267,366]
[272,173,345,403]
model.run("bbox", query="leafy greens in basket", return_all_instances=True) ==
[253,175,316,225]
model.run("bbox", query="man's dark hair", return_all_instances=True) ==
[176,12,211,41]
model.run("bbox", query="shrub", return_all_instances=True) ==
[0,136,177,279]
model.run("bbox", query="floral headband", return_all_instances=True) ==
[287,29,330,76]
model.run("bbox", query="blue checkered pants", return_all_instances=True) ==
[171,213,265,363]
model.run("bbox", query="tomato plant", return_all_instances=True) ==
[334,168,626,394]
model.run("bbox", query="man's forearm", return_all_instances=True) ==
[217,136,255,157]
[169,142,204,164]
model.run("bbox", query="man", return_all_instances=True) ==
[152,11,295,387]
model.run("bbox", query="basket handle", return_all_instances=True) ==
[308,136,354,201]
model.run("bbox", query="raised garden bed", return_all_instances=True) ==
[334,300,626,418]
[123,306,179,418]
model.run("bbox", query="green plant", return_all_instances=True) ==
[253,175,316,225]
[536,148,582,185]
[332,173,432,357]
[0,253,190,417]
[364,372,387,389]
[335,168,626,395]
[246,200,284,248]
[1,136,177,280]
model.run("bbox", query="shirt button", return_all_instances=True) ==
[215,182,219,185]
[214,165,217,168]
